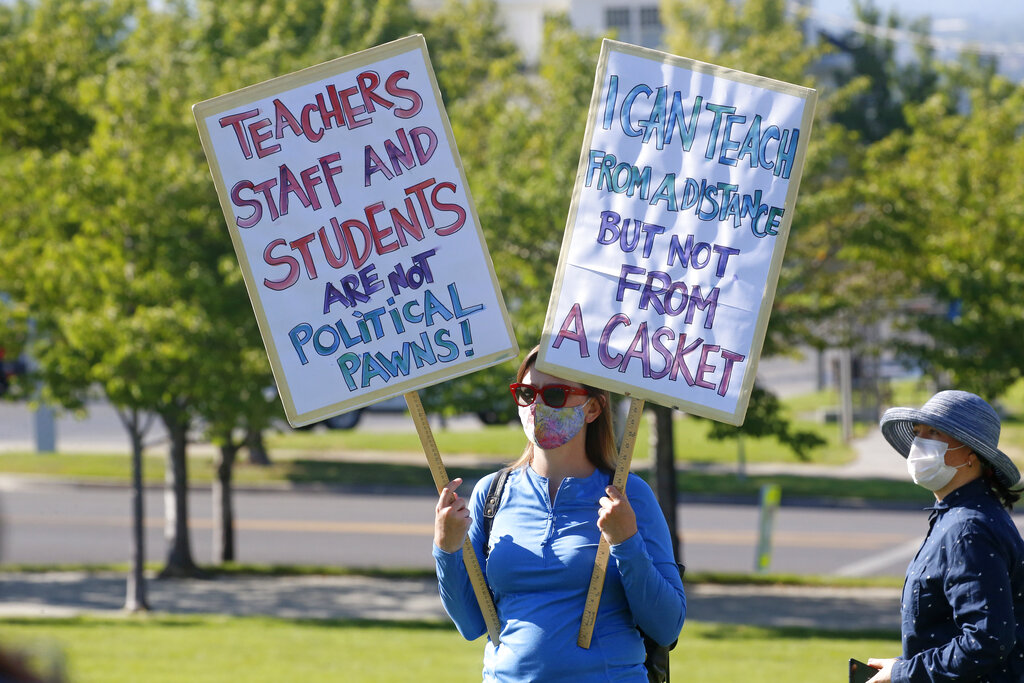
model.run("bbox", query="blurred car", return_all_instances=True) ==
[0,348,26,396]
[474,405,516,425]
[317,396,516,429]
[319,395,409,430]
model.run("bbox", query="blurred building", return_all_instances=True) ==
[411,0,663,65]
[412,1,1024,82]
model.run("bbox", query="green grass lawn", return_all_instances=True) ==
[0,450,934,504]
[0,562,908,589]
[0,615,899,683]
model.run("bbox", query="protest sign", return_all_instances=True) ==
[194,35,517,427]
[539,40,816,426]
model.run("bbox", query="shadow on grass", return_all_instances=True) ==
[0,616,213,630]
[203,562,436,581]
[675,471,932,507]
[690,622,900,642]
[280,616,457,631]
[279,460,495,492]
[276,459,933,507]
[0,614,458,633]
[2,614,896,639]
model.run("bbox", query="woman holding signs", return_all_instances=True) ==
[433,346,685,681]
[865,390,1024,682]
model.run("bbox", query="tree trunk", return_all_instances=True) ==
[649,404,681,563]
[212,441,238,564]
[123,410,150,612]
[158,412,201,578]
[245,428,271,466]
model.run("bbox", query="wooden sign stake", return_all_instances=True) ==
[405,391,502,645]
[577,397,645,648]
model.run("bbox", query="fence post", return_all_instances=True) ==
[754,484,781,573]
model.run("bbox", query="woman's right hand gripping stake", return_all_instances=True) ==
[434,477,471,553]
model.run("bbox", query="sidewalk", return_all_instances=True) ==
[0,393,907,476]
[290,427,907,481]
[692,427,907,481]
[0,428,901,480]
[0,571,901,632]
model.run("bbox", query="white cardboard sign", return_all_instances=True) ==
[538,40,816,425]
[194,35,517,427]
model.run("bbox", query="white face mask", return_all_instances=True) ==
[907,437,968,491]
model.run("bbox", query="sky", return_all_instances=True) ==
[807,0,1024,80]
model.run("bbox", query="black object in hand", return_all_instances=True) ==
[849,658,875,683]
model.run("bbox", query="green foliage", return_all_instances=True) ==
[703,386,826,460]
[853,72,1024,396]
[0,0,433,440]
[0,0,135,152]
[421,12,601,416]
[424,0,520,104]
[6,0,1024,467]
[661,0,819,85]
[191,0,418,98]
[825,1,940,142]
[446,12,599,343]
[658,0,859,447]
[656,0,1024,439]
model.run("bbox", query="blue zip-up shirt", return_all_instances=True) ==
[433,466,686,682]
[894,478,1024,683]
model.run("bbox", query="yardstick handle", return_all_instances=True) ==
[405,391,502,645]
[577,397,645,648]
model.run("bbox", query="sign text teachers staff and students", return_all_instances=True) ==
[193,35,516,427]
[540,41,817,426]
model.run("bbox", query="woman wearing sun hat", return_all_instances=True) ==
[865,390,1024,683]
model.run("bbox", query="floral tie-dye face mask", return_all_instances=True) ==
[518,399,590,450]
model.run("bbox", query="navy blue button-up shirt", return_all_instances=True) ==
[894,478,1024,682]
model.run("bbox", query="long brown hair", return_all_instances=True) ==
[509,346,617,473]
[980,462,1021,510]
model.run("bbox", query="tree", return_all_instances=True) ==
[197,333,280,563]
[421,12,602,416]
[5,0,475,578]
[658,0,934,434]
[425,0,520,106]
[185,0,424,561]
[852,69,1024,397]
[77,1,236,578]
[647,404,679,560]
[0,0,133,153]
[191,0,417,95]
[648,0,843,496]
[823,0,939,144]
[0,0,160,608]
[705,385,825,468]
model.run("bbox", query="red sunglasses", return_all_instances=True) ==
[509,382,589,408]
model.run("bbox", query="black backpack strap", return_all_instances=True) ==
[482,467,511,560]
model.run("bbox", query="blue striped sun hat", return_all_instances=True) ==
[879,390,1022,490]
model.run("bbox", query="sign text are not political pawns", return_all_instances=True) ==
[194,35,516,426]
[539,41,817,425]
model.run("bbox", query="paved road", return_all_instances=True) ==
[0,478,913,632]
[0,398,481,454]
[0,478,940,577]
